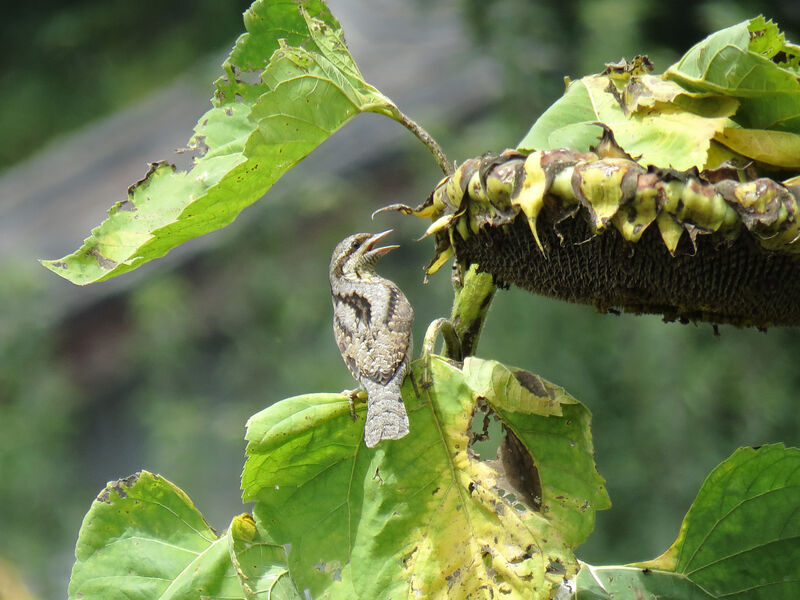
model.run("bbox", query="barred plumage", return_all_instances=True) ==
[330,231,413,447]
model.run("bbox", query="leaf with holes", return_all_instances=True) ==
[242,356,605,599]
[42,0,402,285]
[462,358,610,548]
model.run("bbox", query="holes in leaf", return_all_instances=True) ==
[468,399,544,513]
[231,66,263,86]
[546,558,566,575]
[468,398,503,459]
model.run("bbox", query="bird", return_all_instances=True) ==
[329,230,414,448]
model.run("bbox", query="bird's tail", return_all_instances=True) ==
[362,378,410,448]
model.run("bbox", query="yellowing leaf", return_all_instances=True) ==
[43,0,400,285]
[582,76,734,171]
[715,127,800,168]
[243,356,608,599]
[520,75,735,172]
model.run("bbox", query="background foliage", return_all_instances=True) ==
[2,0,800,597]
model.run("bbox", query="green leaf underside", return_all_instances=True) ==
[634,444,800,599]
[574,565,714,600]
[69,472,300,600]
[43,0,397,285]
[241,356,608,600]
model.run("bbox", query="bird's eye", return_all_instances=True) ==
[350,239,360,251]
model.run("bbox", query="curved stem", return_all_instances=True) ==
[423,318,463,361]
[395,111,453,176]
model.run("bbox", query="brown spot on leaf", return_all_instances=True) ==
[512,370,549,398]
[401,546,418,568]
[445,568,462,591]
[87,248,118,271]
[127,161,175,195]
[96,472,141,503]
[499,427,543,511]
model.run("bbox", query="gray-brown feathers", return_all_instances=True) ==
[330,231,413,447]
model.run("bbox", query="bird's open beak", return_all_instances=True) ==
[363,229,400,259]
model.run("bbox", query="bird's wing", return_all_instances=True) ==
[360,283,413,386]
[332,281,413,386]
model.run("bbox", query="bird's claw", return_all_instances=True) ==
[341,388,365,421]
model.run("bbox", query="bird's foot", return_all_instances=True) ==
[340,388,366,421]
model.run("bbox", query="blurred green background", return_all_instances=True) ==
[2,0,800,597]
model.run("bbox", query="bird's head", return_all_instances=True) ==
[330,230,399,279]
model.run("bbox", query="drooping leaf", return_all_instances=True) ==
[242,356,608,600]
[521,17,800,173]
[69,471,243,600]
[43,0,400,285]
[215,0,340,103]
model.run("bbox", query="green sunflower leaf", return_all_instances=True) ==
[43,0,399,285]
[242,356,608,599]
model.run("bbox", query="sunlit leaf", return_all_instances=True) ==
[715,127,800,168]
[519,76,734,171]
[242,356,607,599]
[518,79,604,152]
[665,18,800,132]
[68,471,244,600]
[43,0,399,285]
[462,358,610,548]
